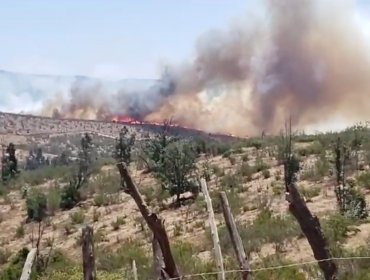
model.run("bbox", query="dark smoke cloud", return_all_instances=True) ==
[43,0,370,136]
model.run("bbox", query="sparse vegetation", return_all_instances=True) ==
[1,116,370,279]
[69,210,85,225]
[111,216,125,230]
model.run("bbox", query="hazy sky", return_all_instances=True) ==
[0,0,368,80]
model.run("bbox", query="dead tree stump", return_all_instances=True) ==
[287,183,337,280]
[82,225,96,280]
[117,163,180,279]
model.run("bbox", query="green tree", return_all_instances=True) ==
[143,120,177,172]
[154,141,197,206]
[2,143,18,182]
[26,191,47,222]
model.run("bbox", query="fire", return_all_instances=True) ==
[111,115,180,127]
[111,115,142,125]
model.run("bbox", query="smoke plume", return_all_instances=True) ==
[41,0,370,136]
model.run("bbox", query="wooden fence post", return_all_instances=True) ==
[132,259,138,280]
[220,191,250,280]
[200,178,225,280]
[20,248,37,280]
[82,225,96,280]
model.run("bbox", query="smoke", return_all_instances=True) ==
[41,0,370,136]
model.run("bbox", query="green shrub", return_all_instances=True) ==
[111,217,125,231]
[229,156,236,165]
[60,182,81,210]
[15,223,25,238]
[96,240,151,279]
[221,174,241,190]
[69,210,85,225]
[0,248,29,280]
[254,255,306,280]
[262,169,271,179]
[172,242,215,276]
[37,266,123,280]
[211,165,224,177]
[222,150,232,158]
[255,157,269,172]
[238,163,254,178]
[94,193,109,207]
[47,186,61,215]
[297,141,324,156]
[271,181,283,196]
[0,248,11,265]
[322,214,357,244]
[242,154,249,162]
[26,190,47,222]
[245,139,264,150]
[218,208,301,255]
[299,186,321,201]
[357,172,370,190]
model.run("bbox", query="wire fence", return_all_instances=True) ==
[166,256,370,279]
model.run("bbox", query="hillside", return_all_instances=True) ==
[1,119,370,279]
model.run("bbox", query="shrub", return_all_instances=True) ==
[271,181,283,196]
[111,217,125,231]
[222,150,232,158]
[47,186,61,215]
[242,154,249,162]
[60,182,81,210]
[254,255,306,280]
[357,172,370,190]
[96,240,151,279]
[94,193,109,207]
[229,156,236,165]
[15,223,25,238]
[299,186,321,201]
[172,242,215,276]
[297,141,324,156]
[0,248,29,280]
[211,165,224,177]
[26,190,47,222]
[322,214,357,244]
[238,163,254,178]
[255,157,269,172]
[221,174,241,190]
[218,207,301,255]
[262,169,271,179]
[69,210,85,225]
[37,266,123,280]
[0,248,11,265]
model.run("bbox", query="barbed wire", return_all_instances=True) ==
[167,256,370,279]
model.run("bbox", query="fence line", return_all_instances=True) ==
[167,256,370,279]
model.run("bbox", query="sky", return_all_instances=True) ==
[0,0,368,80]
[0,0,256,80]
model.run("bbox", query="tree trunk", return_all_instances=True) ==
[287,183,337,280]
[219,191,250,280]
[117,163,180,279]
[82,226,96,280]
[152,236,170,280]
[200,179,225,280]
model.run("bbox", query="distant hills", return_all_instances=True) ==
[0,69,157,113]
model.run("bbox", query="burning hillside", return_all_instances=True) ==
[37,0,370,136]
